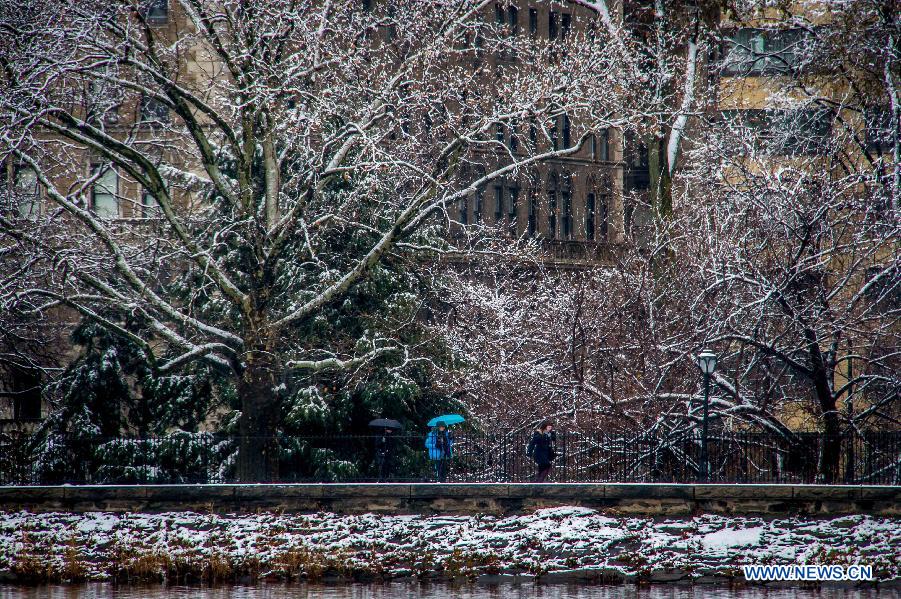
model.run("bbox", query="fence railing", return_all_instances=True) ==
[0,429,898,485]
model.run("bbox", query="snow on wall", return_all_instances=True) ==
[0,508,897,583]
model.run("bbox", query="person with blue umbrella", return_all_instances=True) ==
[425,414,463,482]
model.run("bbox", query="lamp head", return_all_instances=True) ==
[697,349,718,375]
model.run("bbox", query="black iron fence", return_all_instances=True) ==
[0,429,898,485]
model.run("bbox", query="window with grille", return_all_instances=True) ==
[140,95,170,124]
[141,190,162,217]
[13,166,40,219]
[91,164,119,218]
[599,128,609,160]
[722,28,807,76]
[547,191,557,238]
[721,108,831,155]
[865,107,895,151]
[548,11,558,40]
[508,6,518,34]
[598,194,609,240]
[586,192,595,241]
[474,187,483,222]
[143,0,168,24]
[528,190,537,236]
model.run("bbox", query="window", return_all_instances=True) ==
[562,190,572,239]
[91,164,119,218]
[496,122,505,143]
[722,108,831,155]
[529,9,538,35]
[507,6,518,35]
[586,192,595,241]
[598,194,609,240]
[459,193,469,225]
[551,119,559,150]
[140,95,170,124]
[141,190,162,217]
[624,133,650,191]
[87,73,119,125]
[723,28,806,76]
[494,185,504,222]
[864,265,901,311]
[509,122,519,152]
[528,190,538,236]
[529,117,538,148]
[561,13,571,39]
[507,186,518,224]
[548,11,558,40]
[865,107,895,151]
[385,4,397,41]
[547,173,559,239]
[143,0,168,24]
[14,166,40,219]
[598,128,609,160]
[362,0,373,11]
[474,187,483,222]
[8,367,41,421]
[562,114,571,148]
[547,190,557,238]
[495,4,505,26]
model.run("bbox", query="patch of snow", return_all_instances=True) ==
[701,526,764,550]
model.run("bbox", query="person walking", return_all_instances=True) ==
[425,421,453,482]
[374,427,394,482]
[526,421,557,483]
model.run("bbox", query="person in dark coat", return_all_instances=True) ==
[526,421,556,483]
[374,428,394,482]
[425,421,453,482]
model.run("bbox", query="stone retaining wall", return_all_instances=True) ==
[1,483,898,515]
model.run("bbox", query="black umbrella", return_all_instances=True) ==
[368,418,403,431]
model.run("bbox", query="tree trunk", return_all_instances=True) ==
[647,134,673,219]
[236,354,280,482]
[820,407,841,484]
[808,337,840,483]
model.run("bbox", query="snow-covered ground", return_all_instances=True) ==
[0,508,897,584]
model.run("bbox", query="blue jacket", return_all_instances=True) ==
[425,429,453,460]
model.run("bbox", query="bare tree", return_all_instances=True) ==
[0,0,633,480]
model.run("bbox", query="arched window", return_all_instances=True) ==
[507,184,519,235]
[526,168,540,236]
[599,174,610,241]
[546,171,559,239]
[586,174,610,241]
[90,163,119,218]
[474,165,486,223]
[560,172,573,239]
[11,165,41,219]
[456,166,470,225]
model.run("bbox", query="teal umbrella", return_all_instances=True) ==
[428,414,465,427]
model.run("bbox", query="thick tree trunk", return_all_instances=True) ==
[819,403,841,484]
[648,134,673,219]
[808,337,840,484]
[236,353,280,482]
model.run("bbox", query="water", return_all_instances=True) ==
[0,585,892,599]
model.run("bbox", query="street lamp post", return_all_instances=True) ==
[696,349,718,482]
